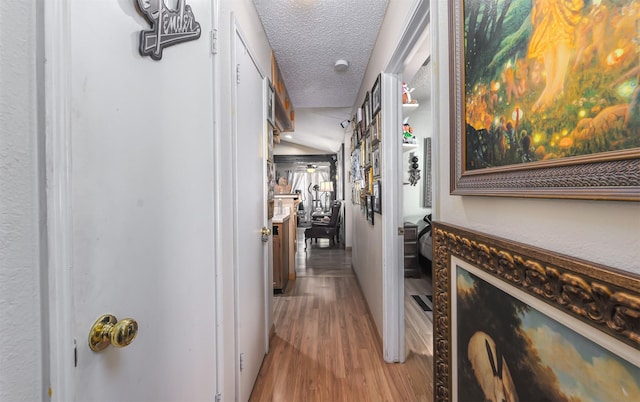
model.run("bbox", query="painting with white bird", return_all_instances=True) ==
[455,265,640,402]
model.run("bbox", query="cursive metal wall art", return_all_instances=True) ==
[136,0,201,61]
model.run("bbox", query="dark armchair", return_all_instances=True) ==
[304,201,341,249]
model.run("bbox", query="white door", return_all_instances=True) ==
[49,1,218,400]
[233,31,268,400]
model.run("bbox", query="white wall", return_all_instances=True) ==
[0,1,45,400]
[431,0,640,273]
[351,208,384,335]
[350,0,418,340]
[282,107,351,153]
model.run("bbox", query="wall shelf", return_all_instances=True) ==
[272,53,295,132]
[402,103,420,116]
[402,143,418,152]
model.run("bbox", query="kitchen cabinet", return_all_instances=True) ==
[272,215,290,293]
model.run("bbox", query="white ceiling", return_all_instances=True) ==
[253,0,389,109]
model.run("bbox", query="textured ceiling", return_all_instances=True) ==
[253,0,389,109]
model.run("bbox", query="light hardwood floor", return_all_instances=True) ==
[249,231,433,401]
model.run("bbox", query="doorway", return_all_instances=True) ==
[378,0,434,363]
[232,23,269,402]
[401,59,435,363]
[273,154,339,229]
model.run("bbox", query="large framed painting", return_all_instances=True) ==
[450,0,640,200]
[432,221,640,402]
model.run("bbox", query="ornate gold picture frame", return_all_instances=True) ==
[450,0,640,200]
[433,221,640,402]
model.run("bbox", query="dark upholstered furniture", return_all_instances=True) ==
[304,201,341,249]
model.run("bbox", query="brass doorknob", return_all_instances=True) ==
[261,227,271,243]
[89,314,138,352]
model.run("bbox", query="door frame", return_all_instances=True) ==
[381,0,433,362]
[229,15,270,399]
[44,1,75,399]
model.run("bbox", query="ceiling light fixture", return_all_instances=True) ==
[334,59,349,72]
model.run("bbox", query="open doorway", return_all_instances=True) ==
[402,58,434,363]
[377,0,433,365]
[273,154,339,229]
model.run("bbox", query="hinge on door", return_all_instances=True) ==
[74,339,77,367]
[239,352,244,371]
[214,393,222,402]
[398,227,405,235]
[210,29,218,54]
[236,64,240,84]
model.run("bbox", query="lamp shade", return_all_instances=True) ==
[319,181,334,192]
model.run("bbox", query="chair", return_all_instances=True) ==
[304,201,341,249]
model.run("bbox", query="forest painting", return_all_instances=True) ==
[455,265,640,402]
[463,0,640,171]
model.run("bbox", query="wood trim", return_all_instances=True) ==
[273,154,337,164]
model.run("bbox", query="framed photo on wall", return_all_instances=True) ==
[373,115,382,144]
[450,0,640,200]
[372,146,381,177]
[372,180,381,213]
[363,91,371,129]
[366,195,374,224]
[371,73,381,118]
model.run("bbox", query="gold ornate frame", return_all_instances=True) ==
[432,221,640,402]
[449,1,640,201]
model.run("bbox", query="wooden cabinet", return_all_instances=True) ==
[271,53,295,132]
[403,222,419,277]
[273,216,290,293]
[274,195,300,280]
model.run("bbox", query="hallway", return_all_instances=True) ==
[250,232,433,401]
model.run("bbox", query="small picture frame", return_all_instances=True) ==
[374,115,382,143]
[357,107,364,133]
[370,116,378,145]
[363,91,371,129]
[372,146,381,177]
[368,166,374,194]
[366,194,374,224]
[373,180,381,213]
[371,74,381,118]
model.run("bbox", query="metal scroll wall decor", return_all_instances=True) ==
[408,153,420,186]
[136,0,202,61]
[423,137,432,208]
